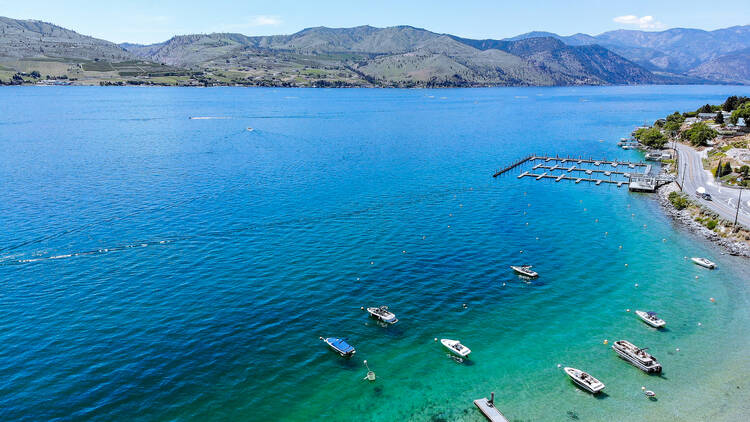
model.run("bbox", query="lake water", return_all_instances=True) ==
[1,85,750,421]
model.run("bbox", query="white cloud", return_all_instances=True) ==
[613,15,665,30]
[249,15,282,26]
[212,15,282,33]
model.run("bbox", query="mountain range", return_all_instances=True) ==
[1,16,748,87]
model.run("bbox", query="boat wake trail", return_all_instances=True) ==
[3,184,476,266]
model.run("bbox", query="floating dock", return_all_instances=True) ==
[495,154,673,192]
[474,393,509,422]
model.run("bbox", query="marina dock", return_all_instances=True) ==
[495,154,672,192]
[474,393,509,422]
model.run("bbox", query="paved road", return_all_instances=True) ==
[674,142,750,228]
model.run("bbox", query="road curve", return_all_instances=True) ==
[674,143,750,229]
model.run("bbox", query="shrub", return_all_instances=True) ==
[706,219,718,230]
[668,191,689,210]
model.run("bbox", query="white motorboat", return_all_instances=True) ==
[441,339,471,358]
[612,340,662,373]
[691,257,716,269]
[365,306,398,324]
[636,310,666,328]
[510,265,538,278]
[564,367,605,394]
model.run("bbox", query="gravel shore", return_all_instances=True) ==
[657,182,750,257]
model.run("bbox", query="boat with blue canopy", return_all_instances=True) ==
[320,337,356,357]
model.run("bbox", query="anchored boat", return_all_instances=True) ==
[510,265,538,278]
[564,367,605,394]
[320,337,356,357]
[612,340,661,373]
[691,257,716,269]
[441,339,471,358]
[636,310,666,328]
[365,306,398,324]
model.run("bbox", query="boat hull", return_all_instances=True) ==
[510,266,538,278]
[612,345,661,373]
[564,367,604,394]
[441,339,471,357]
[636,311,665,328]
[366,307,398,324]
[323,338,356,357]
[691,258,715,269]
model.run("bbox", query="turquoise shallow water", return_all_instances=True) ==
[1,85,749,421]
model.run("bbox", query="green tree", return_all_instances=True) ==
[723,162,733,175]
[740,165,750,177]
[715,111,724,124]
[716,160,723,177]
[666,111,685,124]
[30,70,41,78]
[723,95,750,111]
[634,127,667,148]
[681,122,718,146]
[697,104,713,114]
[730,102,750,126]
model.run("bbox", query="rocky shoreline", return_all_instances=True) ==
[657,182,750,257]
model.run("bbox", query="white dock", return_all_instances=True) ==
[474,394,509,422]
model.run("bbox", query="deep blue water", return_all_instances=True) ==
[1,86,750,421]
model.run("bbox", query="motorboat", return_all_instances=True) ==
[441,339,471,358]
[365,306,398,324]
[320,337,356,357]
[612,340,662,373]
[691,257,716,269]
[635,310,666,328]
[564,367,605,394]
[510,265,538,278]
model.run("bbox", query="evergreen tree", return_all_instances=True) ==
[715,160,722,177]
[724,162,733,176]
[715,111,724,124]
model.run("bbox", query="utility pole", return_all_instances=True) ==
[681,161,686,191]
[735,187,744,227]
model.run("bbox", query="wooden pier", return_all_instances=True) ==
[474,393,509,422]
[493,155,533,177]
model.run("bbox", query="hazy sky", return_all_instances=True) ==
[1,0,748,44]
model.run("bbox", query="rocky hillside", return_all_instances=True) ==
[123,25,664,87]
[508,25,750,82]
[2,15,744,87]
[0,16,132,61]
[688,48,750,85]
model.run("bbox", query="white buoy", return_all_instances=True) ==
[363,360,376,381]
